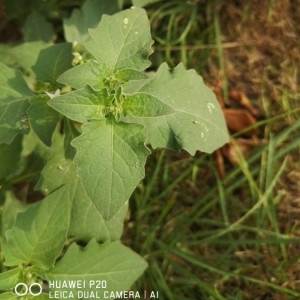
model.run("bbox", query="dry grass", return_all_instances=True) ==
[137,0,300,298]
[216,0,299,97]
[210,1,300,297]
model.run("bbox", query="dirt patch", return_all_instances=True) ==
[216,0,299,102]
[215,1,300,296]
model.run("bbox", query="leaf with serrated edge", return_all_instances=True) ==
[43,240,147,297]
[49,85,111,123]
[85,7,153,71]
[3,187,71,269]
[36,134,124,241]
[123,63,229,154]
[71,119,150,220]
[123,93,174,117]
[0,63,33,144]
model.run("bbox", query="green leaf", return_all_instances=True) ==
[0,63,33,144]
[28,95,60,146]
[69,174,128,242]
[0,135,22,180]
[22,10,54,42]
[0,268,21,291]
[13,41,48,72]
[64,0,119,46]
[71,119,150,220]
[57,60,106,89]
[36,135,124,241]
[3,187,71,269]
[123,63,229,154]
[85,7,153,71]
[32,43,73,84]
[48,85,111,123]
[123,93,174,117]
[43,240,147,298]
[39,159,114,242]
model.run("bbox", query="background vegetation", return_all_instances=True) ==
[1,0,299,299]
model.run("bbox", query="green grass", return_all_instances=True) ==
[125,113,300,299]
[122,0,300,298]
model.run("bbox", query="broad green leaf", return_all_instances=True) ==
[0,268,21,291]
[3,187,71,269]
[123,63,229,154]
[43,240,147,298]
[38,158,113,242]
[0,63,33,144]
[57,60,106,90]
[71,119,150,220]
[49,85,111,123]
[69,174,128,242]
[22,10,54,42]
[64,0,119,47]
[36,135,124,241]
[13,41,48,72]
[85,7,153,71]
[32,43,73,84]
[123,93,174,117]
[0,135,22,180]
[28,95,60,146]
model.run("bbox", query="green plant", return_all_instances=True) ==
[0,2,228,299]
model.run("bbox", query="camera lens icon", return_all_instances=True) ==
[14,283,43,296]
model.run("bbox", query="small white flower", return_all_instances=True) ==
[46,89,60,99]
